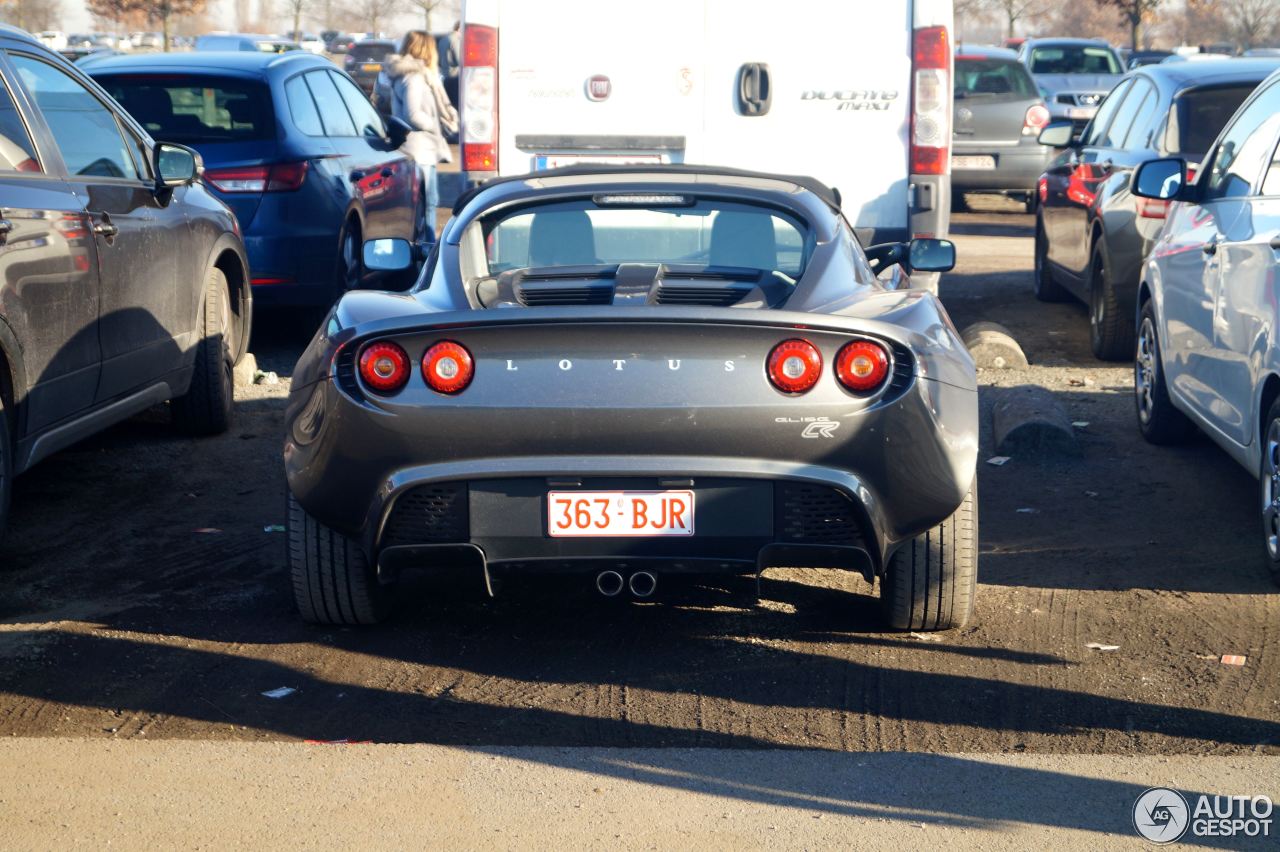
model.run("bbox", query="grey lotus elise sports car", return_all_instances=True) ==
[283,166,979,629]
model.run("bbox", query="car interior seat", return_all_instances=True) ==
[527,210,598,267]
[709,210,777,271]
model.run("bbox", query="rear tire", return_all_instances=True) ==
[1259,399,1280,588]
[1033,216,1070,303]
[0,392,11,547]
[1134,298,1196,445]
[335,220,363,297]
[287,491,389,625]
[172,267,234,436]
[879,481,977,631]
[1088,242,1134,361]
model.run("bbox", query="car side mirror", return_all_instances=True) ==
[908,238,956,272]
[363,237,414,272]
[866,238,956,277]
[1132,157,1188,200]
[155,142,201,188]
[1037,121,1078,148]
[386,115,411,147]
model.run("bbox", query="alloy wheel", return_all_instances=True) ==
[1135,317,1158,425]
[1264,419,1280,560]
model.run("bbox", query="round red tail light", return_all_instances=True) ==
[358,341,410,393]
[836,340,890,393]
[767,339,823,394]
[421,340,474,394]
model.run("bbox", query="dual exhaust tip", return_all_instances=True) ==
[595,570,657,599]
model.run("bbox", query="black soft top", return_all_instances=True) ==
[452,164,842,215]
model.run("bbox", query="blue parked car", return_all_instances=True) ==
[89,51,427,306]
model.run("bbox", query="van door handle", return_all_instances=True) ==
[737,62,771,117]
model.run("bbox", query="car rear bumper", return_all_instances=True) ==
[284,371,979,573]
[374,475,878,585]
[952,145,1054,192]
[243,228,336,306]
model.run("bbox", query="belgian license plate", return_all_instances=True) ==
[952,154,996,170]
[361,63,381,72]
[1067,107,1096,119]
[547,490,694,537]
[535,154,664,170]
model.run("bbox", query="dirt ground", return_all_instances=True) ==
[0,197,1276,753]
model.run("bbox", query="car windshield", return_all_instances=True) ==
[1166,84,1257,160]
[351,42,394,61]
[1029,45,1122,75]
[484,197,812,280]
[955,58,1037,100]
[96,75,274,142]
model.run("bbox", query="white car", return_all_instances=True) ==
[297,33,326,54]
[37,31,67,51]
[1130,67,1280,583]
[458,0,955,289]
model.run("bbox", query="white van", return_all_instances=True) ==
[458,0,954,284]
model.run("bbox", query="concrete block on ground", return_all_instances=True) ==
[962,321,1029,369]
[991,384,1079,456]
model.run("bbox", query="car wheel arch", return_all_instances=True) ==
[0,316,27,442]
[203,237,251,367]
[1259,375,1280,451]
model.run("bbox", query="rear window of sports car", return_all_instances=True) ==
[482,197,813,280]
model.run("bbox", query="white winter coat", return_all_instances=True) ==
[386,55,458,165]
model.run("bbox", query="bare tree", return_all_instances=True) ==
[361,0,399,34]
[89,0,207,50]
[1097,0,1164,49]
[1222,0,1280,48]
[0,0,64,31]
[404,0,442,30]
[987,0,1052,40]
[282,0,307,37]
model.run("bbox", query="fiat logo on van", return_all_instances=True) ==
[586,75,611,102]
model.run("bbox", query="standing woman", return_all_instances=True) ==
[386,31,458,226]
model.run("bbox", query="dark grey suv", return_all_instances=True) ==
[1034,58,1278,359]
[0,26,252,542]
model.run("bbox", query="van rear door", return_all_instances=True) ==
[697,3,912,242]
[494,1,705,171]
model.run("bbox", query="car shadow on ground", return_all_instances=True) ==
[0,619,1269,847]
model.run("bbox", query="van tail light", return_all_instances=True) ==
[767,339,823,394]
[358,341,410,393]
[421,341,474,394]
[1022,103,1050,136]
[835,341,890,393]
[1136,165,1196,221]
[461,24,498,173]
[910,25,950,175]
[204,162,308,193]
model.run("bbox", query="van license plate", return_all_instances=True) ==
[535,154,663,170]
[952,155,996,170]
[547,490,694,537]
